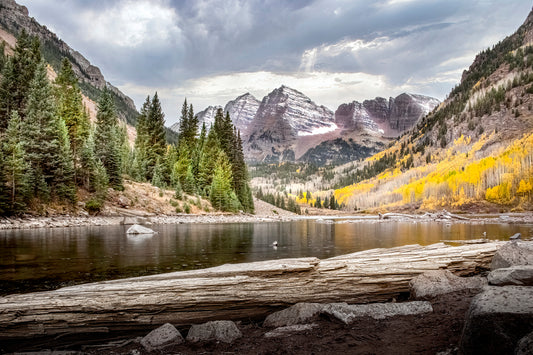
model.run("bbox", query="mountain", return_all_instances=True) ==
[336,93,440,137]
[0,0,138,126]
[329,8,533,212]
[244,85,337,163]
[224,93,260,132]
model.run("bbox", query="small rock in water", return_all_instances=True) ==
[510,233,522,240]
[126,224,157,235]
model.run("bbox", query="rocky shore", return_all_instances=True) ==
[0,210,532,230]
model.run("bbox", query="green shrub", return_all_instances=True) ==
[85,198,103,214]
[183,203,191,214]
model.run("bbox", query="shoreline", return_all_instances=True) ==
[0,211,532,230]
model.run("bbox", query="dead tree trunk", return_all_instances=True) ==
[0,242,504,340]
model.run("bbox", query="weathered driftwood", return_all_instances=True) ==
[379,210,470,221]
[0,242,504,340]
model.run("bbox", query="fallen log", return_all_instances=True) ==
[0,242,504,341]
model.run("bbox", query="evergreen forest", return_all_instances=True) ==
[0,31,253,216]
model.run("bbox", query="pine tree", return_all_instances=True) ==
[0,151,11,215]
[94,87,123,190]
[145,92,166,178]
[54,58,90,185]
[0,41,6,72]
[0,30,41,130]
[210,152,241,212]
[2,111,30,212]
[178,98,189,144]
[24,60,76,203]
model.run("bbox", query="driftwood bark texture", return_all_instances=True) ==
[0,242,504,340]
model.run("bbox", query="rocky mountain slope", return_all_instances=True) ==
[184,86,438,165]
[328,8,533,212]
[244,86,337,163]
[0,0,138,126]
[336,93,440,137]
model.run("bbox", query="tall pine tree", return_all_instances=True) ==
[94,87,123,190]
[2,111,30,212]
[23,60,76,203]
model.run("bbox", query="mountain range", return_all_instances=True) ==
[177,86,439,165]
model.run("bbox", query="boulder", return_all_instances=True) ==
[186,320,242,344]
[126,224,156,235]
[488,265,533,286]
[490,241,533,270]
[263,303,323,327]
[264,324,318,338]
[140,323,183,351]
[516,330,533,355]
[321,301,433,324]
[263,301,433,327]
[460,286,533,355]
[409,270,486,299]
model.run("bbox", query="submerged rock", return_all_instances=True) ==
[141,323,183,351]
[409,270,486,299]
[186,320,242,344]
[516,330,533,355]
[126,224,156,235]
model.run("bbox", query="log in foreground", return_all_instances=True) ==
[0,242,504,340]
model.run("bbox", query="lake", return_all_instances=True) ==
[1,219,531,295]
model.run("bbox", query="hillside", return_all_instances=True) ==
[323,9,533,212]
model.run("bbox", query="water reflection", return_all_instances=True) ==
[0,220,531,295]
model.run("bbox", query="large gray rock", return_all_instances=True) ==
[264,324,318,338]
[460,286,533,355]
[264,301,432,327]
[140,323,183,351]
[491,241,533,270]
[263,303,323,327]
[321,301,433,324]
[488,265,533,286]
[126,224,156,235]
[516,330,533,355]
[186,320,242,344]
[409,270,486,298]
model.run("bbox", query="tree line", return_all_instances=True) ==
[0,31,253,215]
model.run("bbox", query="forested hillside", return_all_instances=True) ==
[321,11,533,212]
[0,32,253,215]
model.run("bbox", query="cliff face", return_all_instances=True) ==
[244,86,336,163]
[0,0,138,124]
[224,93,260,132]
[335,93,440,137]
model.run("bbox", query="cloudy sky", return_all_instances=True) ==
[22,0,532,125]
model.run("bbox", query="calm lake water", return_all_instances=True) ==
[1,219,532,295]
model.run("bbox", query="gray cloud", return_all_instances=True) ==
[21,0,533,120]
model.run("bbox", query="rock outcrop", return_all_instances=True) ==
[0,0,138,123]
[244,85,336,163]
[336,93,440,137]
[224,93,260,132]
